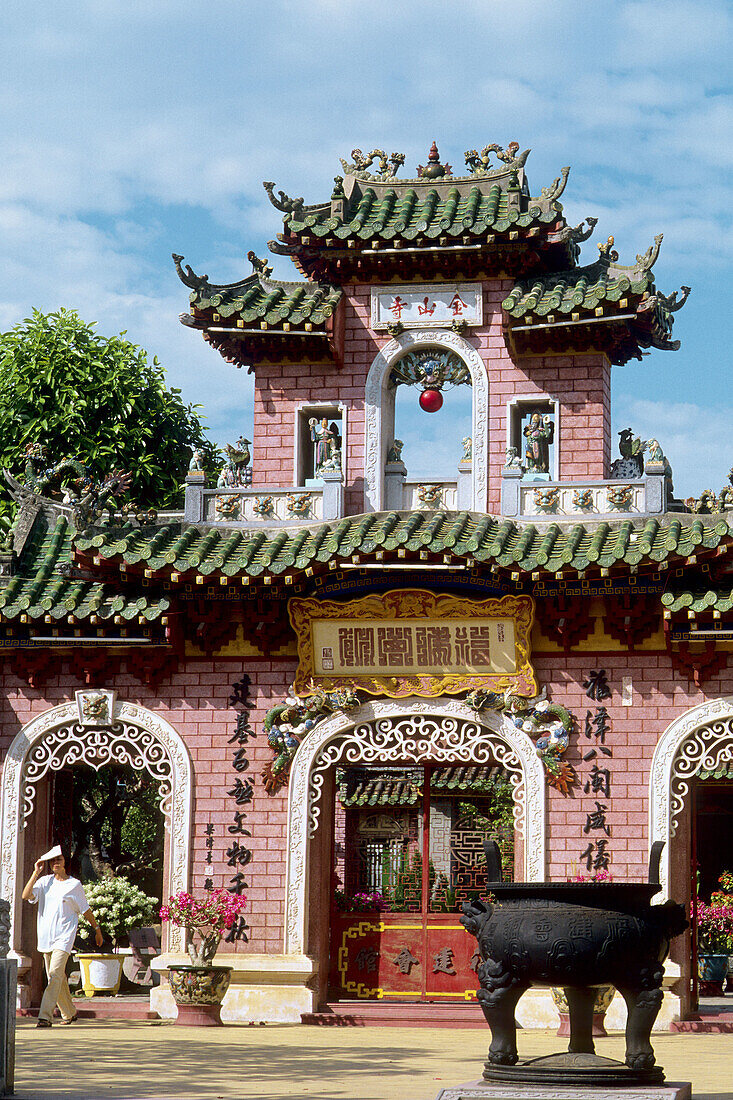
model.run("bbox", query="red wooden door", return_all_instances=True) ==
[329,763,513,1001]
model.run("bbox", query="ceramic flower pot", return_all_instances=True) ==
[551,983,616,1037]
[168,964,232,1026]
[698,952,729,996]
[76,953,124,997]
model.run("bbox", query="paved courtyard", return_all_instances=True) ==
[12,1020,733,1100]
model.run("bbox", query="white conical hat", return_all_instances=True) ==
[39,845,63,861]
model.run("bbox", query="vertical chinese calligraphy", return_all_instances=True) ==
[578,671,614,874]
[224,674,254,943]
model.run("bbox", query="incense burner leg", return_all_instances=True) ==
[476,965,529,1066]
[565,986,597,1055]
[617,981,664,1070]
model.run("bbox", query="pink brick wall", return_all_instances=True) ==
[2,650,729,957]
[252,280,612,515]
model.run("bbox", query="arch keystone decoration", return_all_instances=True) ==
[364,329,489,513]
[649,697,733,901]
[0,697,193,954]
[283,698,545,955]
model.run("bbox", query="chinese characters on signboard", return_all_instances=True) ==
[317,619,513,676]
[289,590,536,698]
[371,283,482,329]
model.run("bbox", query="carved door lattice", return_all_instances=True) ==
[331,762,514,1001]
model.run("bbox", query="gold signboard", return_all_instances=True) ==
[289,589,536,699]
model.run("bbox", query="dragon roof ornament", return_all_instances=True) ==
[172,253,210,292]
[636,233,663,272]
[338,148,406,181]
[464,142,530,176]
[262,181,306,219]
[247,250,273,279]
[540,166,571,203]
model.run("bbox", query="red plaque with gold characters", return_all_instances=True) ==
[288,589,536,698]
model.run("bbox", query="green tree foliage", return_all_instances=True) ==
[0,308,219,519]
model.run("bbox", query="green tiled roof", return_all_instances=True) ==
[74,512,733,581]
[173,256,341,328]
[503,258,655,320]
[661,587,733,615]
[0,515,169,624]
[282,182,560,244]
[502,238,688,357]
[337,765,508,807]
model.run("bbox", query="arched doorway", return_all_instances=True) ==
[364,329,489,513]
[283,697,545,1009]
[649,698,733,1015]
[0,691,193,977]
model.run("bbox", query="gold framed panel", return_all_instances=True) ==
[289,589,536,698]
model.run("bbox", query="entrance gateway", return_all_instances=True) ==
[0,693,192,1003]
[283,697,547,1006]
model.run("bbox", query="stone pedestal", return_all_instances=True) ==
[183,471,206,522]
[457,460,472,511]
[435,1084,691,1100]
[384,461,407,510]
[500,467,522,517]
[321,470,344,520]
[0,959,16,1096]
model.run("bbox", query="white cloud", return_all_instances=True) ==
[612,398,733,498]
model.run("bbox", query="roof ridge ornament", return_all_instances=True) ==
[464,142,530,175]
[658,285,691,313]
[172,253,210,292]
[417,141,452,179]
[247,251,273,279]
[636,233,663,271]
[597,236,619,263]
[540,166,571,203]
[338,149,405,181]
[263,181,305,219]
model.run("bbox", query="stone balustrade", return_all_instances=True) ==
[501,468,669,522]
[184,471,343,526]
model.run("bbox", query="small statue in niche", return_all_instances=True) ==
[523,412,554,474]
[309,417,341,476]
[386,439,404,464]
[504,446,523,470]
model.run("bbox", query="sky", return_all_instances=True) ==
[1,0,730,498]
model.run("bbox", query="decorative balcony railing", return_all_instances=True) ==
[500,471,669,522]
[184,471,343,527]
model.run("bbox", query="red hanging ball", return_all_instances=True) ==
[419,388,443,413]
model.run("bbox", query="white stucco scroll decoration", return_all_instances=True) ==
[0,698,193,954]
[649,697,733,902]
[364,329,489,513]
[283,697,545,955]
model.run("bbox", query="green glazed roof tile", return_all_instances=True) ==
[69,511,733,585]
[0,516,169,625]
[661,587,733,615]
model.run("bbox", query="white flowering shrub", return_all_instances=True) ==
[77,876,158,948]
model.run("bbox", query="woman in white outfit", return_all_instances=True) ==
[22,848,103,1027]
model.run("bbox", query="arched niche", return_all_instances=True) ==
[649,697,733,901]
[0,693,193,956]
[283,697,545,955]
[364,330,489,513]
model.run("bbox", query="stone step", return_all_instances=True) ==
[303,1001,487,1028]
[21,996,157,1021]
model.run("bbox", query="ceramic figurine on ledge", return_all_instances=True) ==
[310,418,341,476]
[523,412,554,478]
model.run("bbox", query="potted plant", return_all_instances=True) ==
[159,889,247,1025]
[696,898,733,994]
[76,876,158,996]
